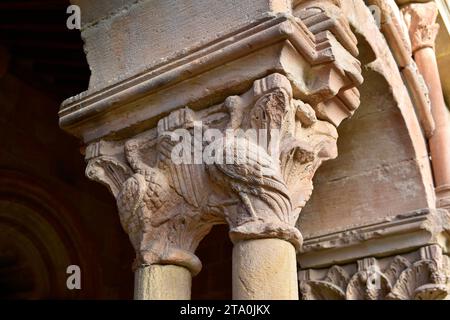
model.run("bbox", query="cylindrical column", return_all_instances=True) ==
[232,238,299,300]
[403,2,450,209]
[415,48,450,202]
[414,48,450,180]
[134,265,192,300]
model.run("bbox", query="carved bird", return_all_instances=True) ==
[87,135,209,274]
[206,90,305,228]
[115,139,172,265]
[207,136,293,225]
[85,152,147,262]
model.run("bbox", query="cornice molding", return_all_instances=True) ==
[60,10,361,143]
[299,208,450,268]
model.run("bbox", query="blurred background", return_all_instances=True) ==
[0,0,232,300]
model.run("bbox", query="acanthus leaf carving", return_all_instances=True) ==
[387,245,449,300]
[387,260,448,300]
[401,2,440,53]
[346,258,392,300]
[299,265,348,300]
[299,245,450,300]
[384,255,411,287]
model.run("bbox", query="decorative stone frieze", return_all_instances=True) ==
[299,208,450,269]
[299,245,450,300]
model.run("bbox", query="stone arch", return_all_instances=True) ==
[297,0,436,268]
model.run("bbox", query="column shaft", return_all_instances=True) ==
[415,48,450,191]
[134,265,191,300]
[232,239,299,300]
[403,1,450,208]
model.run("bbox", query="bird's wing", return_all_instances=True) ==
[214,138,289,197]
[157,137,208,208]
[117,174,146,235]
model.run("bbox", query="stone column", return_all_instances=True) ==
[59,0,364,300]
[233,239,299,300]
[403,2,450,210]
[134,265,191,300]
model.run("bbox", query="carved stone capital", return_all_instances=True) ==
[208,73,339,250]
[299,245,450,300]
[85,73,342,268]
[85,148,214,276]
[85,58,361,272]
[401,2,440,53]
[79,0,363,274]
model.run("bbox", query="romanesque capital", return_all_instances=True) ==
[401,1,440,53]
[299,245,450,300]
[80,0,363,274]
[85,73,342,272]
[85,142,214,276]
[205,73,339,250]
